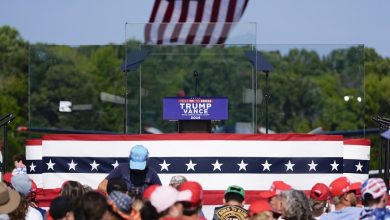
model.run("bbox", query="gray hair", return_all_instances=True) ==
[280,190,313,220]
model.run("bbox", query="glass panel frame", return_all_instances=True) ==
[27,23,365,136]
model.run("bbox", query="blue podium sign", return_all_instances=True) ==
[163,97,228,120]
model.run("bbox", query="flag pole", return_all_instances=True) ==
[265,71,269,134]
[124,22,128,134]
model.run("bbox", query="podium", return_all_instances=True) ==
[163,97,228,133]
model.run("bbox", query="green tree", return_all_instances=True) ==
[0,26,29,171]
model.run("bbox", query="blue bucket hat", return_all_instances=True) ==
[129,145,148,170]
[11,174,32,196]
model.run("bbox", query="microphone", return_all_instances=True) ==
[193,71,199,97]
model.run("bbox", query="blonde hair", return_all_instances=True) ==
[132,198,144,211]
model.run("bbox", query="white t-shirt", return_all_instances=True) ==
[0,214,10,220]
[26,206,43,220]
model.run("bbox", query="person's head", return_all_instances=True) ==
[177,181,203,216]
[280,190,312,220]
[7,192,28,220]
[249,200,274,220]
[140,201,158,220]
[107,178,128,195]
[60,181,85,199]
[350,182,362,206]
[224,185,245,206]
[169,175,188,189]
[361,178,387,208]
[129,145,149,171]
[143,184,160,201]
[0,182,21,214]
[108,191,137,219]
[12,154,26,168]
[149,186,191,218]
[11,174,32,197]
[309,183,329,217]
[350,182,362,196]
[250,212,275,220]
[49,196,75,220]
[83,184,93,193]
[259,181,292,214]
[77,191,110,220]
[329,176,356,208]
[310,183,329,202]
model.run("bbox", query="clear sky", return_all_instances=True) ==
[1,0,389,57]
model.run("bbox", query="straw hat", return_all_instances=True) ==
[0,182,21,213]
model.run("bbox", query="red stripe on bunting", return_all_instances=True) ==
[31,187,390,208]
[343,138,371,146]
[33,188,311,207]
[41,133,343,142]
[26,139,42,146]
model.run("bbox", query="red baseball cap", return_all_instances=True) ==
[249,200,272,216]
[177,181,203,207]
[142,184,160,200]
[329,177,352,197]
[350,182,362,196]
[259,181,292,199]
[310,183,329,201]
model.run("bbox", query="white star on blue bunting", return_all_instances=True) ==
[46,159,55,171]
[112,160,119,168]
[90,160,100,171]
[261,160,272,171]
[237,160,248,171]
[308,160,318,171]
[159,160,170,171]
[285,160,295,171]
[29,162,36,172]
[330,160,339,171]
[68,160,78,171]
[186,160,197,171]
[212,160,223,171]
[355,162,363,172]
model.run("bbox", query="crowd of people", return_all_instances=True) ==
[1,145,390,220]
